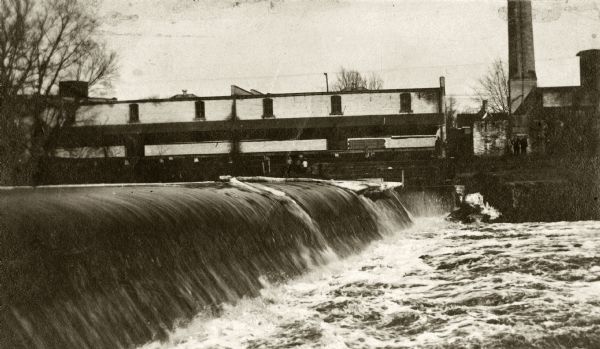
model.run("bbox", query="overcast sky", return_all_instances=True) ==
[96,0,600,110]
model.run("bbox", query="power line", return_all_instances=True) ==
[129,56,578,84]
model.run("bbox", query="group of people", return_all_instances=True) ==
[284,154,310,176]
[511,137,529,155]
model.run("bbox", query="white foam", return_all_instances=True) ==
[139,219,600,349]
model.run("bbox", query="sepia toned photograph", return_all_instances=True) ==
[1,0,599,348]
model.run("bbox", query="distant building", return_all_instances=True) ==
[474,117,509,157]
[453,101,510,157]
[54,80,447,160]
[532,49,600,155]
[508,0,599,156]
[450,0,600,158]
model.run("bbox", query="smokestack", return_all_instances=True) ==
[508,0,536,81]
[508,0,537,115]
[577,49,600,92]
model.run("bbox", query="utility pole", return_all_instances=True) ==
[324,73,329,92]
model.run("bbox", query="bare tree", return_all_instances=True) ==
[333,67,383,91]
[473,59,509,113]
[70,42,118,95]
[366,72,384,90]
[0,0,117,184]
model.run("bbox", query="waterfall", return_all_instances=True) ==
[0,179,412,349]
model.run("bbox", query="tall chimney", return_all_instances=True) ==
[508,0,537,115]
[481,100,488,113]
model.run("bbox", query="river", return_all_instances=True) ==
[141,219,600,349]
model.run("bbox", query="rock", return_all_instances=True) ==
[447,202,491,223]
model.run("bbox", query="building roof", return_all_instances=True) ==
[478,112,508,122]
[456,110,508,127]
[170,90,199,99]
[78,86,443,106]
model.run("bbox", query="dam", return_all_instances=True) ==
[0,179,413,349]
[2,181,600,349]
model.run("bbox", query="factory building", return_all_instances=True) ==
[56,81,444,157]
[42,79,446,183]
[532,49,600,155]
[509,0,599,156]
[55,82,446,159]
[449,0,600,158]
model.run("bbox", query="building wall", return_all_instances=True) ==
[145,142,232,156]
[139,102,195,123]
[144,140,328,156]
[75,99,234,125]
[53,136,436,158]
[205,99,234,121]
[236,91,438,120]
[54,146,126,158]
[473,120,508,156]
[542,90,597,108]
[542,90,574,108]
[348,136,436,149]
[75,104,130,125]
[74,90,440,126]
[240,139,327,153]
[138,137,428,157]
[386,136,437,149]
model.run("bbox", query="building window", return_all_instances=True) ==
[330,95,342,115]
[400,93,412,113]
[129,103,139,123]
[262,98,274,118]
[195,100,205,119]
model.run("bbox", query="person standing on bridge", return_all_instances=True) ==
[294,155,304,175]
[512,137,520,155]
[520,137,528,155]
[301,158,309,174]
[284,155,293,177]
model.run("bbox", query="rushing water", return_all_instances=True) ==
[142,219,600,349]
[0,181,411,349]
